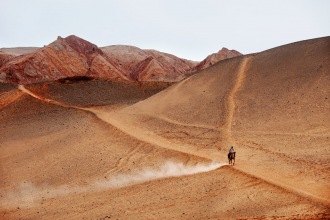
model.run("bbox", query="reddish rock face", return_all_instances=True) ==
[193,48,242,71]
[0,53,15,69]
[0,36,127,84]
[101,46,198,82]
[63,35,103,64]
[0,35,241,84]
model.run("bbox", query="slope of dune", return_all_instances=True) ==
[107,37,330,207]
[1,89,328,219]
[24,78,172,107]
[1,37,329,219]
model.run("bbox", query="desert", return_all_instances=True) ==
[0,35,329,220]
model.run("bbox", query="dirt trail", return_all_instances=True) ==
[88,108,221,161]
[223,57,250,145]
[17,85,330,208]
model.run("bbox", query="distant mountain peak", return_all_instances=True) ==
[63,35,103,57]
[193,48,242,71]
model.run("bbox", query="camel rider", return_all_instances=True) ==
[228,146,235,159]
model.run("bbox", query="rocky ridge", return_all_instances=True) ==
[0,35,241,84]
[193,47,242,71]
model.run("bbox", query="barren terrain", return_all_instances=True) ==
[0,35,240,84]
[0,37,329,219]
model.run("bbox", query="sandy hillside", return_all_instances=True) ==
[24,78,173,107]
[1,37,329,219]
[112,36,330,203]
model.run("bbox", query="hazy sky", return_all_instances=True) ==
[0,0,329,60]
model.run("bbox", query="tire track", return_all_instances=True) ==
[107,142,143,175]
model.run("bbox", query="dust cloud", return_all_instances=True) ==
[0,182,86,209]
[1,161,225,208]
[96,161,225,188]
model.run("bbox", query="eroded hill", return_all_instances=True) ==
[0,35,241,84]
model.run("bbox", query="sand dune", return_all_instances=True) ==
[1,37,329,219]
[111,37,330,204]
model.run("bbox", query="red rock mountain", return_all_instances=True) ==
[101,45,198,81]
[0,52,15,69]
[193,47,242,71]
[0,35,241,84]
[0,36,128,84]
[0,47,38,70]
